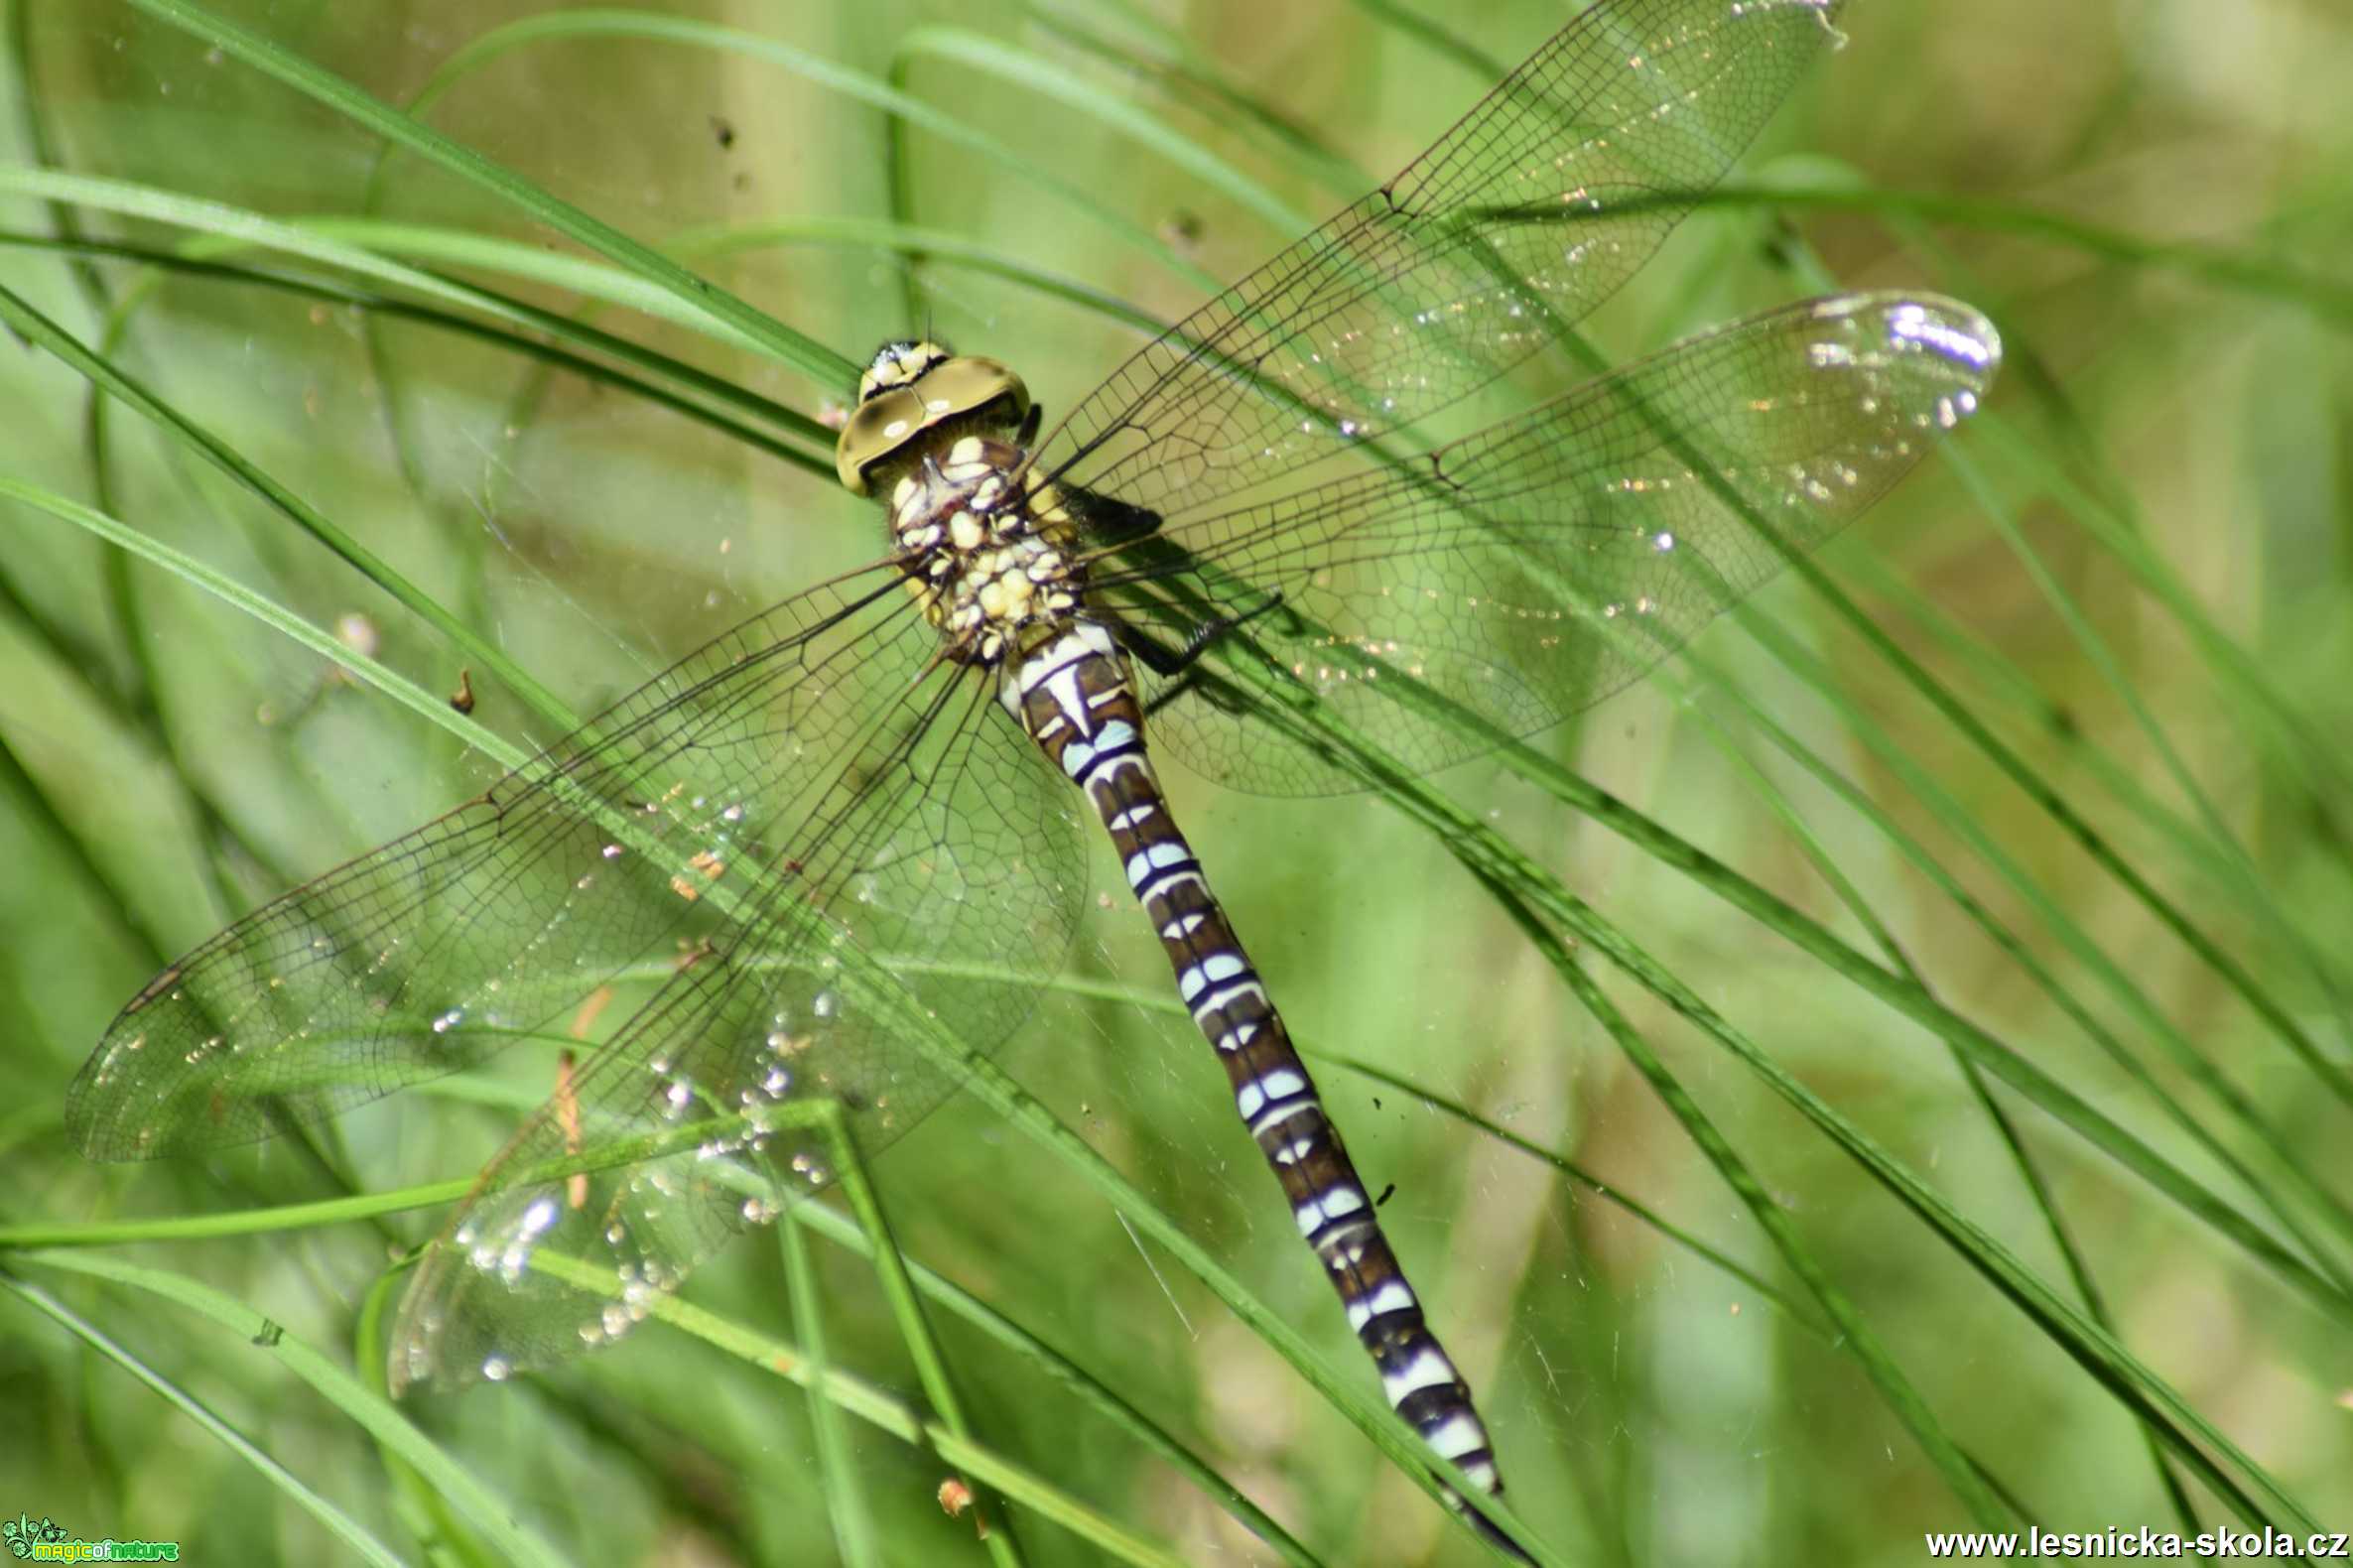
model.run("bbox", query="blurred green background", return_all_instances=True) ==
[1,0,2349,1563]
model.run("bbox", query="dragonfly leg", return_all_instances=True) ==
[1111,593,1293,726]
[1121,588,1288,680]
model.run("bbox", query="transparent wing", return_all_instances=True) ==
[387,659,1079,1390]
[1091,294,2000,794]
[1036,0,1847,519]
[66,572,1082,1162]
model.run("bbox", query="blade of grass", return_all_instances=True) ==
[891,27,1311,237]
[1718,607,2353,1273]
[780,1215,883,1568]
[0,170,836,458]
[669,215,1170,337]
[1374,733,2329,1533]
[813,1101,1031,1568]
[1348,0,1513,83]
[390,8,1227,305]
[1151,584,2329,1528]
[0,477,505,759]
[1,1270,413,1568]
[8,1252,578,1568]
[348,1269,503,1568]
[1475,880,2014,1529]
[0,277,579,736]
[1731,515,2353,1115]
[0,232,826,474]
[1026,3,1367,196]
[1672,685,2214,1535]
[118,0,849,387]
[521,1250,1193,1568]
[1699,180,2353,328]
[1783,203,2353,1068]
[784,1199,1327,1568]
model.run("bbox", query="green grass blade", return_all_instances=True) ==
[816,1102,1031,1568]
[892,27,1311,236]
[524,1252,1193,1567]
[780,1217,884,1568]
[8,1252,578,1568]
[786,1199,1328,1567]
[0,1270,412,1568]
[0,277,581,736]
[1499,892,2012,1528]
[117,0,849,387]
[1703,180,2353,327]
[399,8,1224,300]
[0,231,827,476]
[0,477,503,761]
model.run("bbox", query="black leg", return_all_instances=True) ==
[1116,588,1286,678]
[1110,592,1290,721]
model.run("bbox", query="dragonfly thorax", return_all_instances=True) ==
[883,433,1086,667]
[840,340,1085,667]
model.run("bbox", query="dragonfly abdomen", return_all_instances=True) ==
[1004,621,1507,1506]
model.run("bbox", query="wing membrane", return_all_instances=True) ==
[1094,294,2000,793]
[66,570,1078,1161]
[389,664,1079,1389]
[1038,0,1846,520]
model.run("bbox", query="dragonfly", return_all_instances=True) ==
[65,0,1998,1552]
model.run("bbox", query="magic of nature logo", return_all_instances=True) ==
[4,1513,181,1561]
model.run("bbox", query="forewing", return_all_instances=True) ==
[1037,0,1846,519]
[66,573,1074,1160]
[1096,295,2001,793]
[389,664,1081,1391]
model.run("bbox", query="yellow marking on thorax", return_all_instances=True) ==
[883,436,1085,665]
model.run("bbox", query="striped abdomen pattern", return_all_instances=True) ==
[1003,619,1505,1504]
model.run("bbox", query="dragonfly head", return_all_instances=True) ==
[837,338,1033,496]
